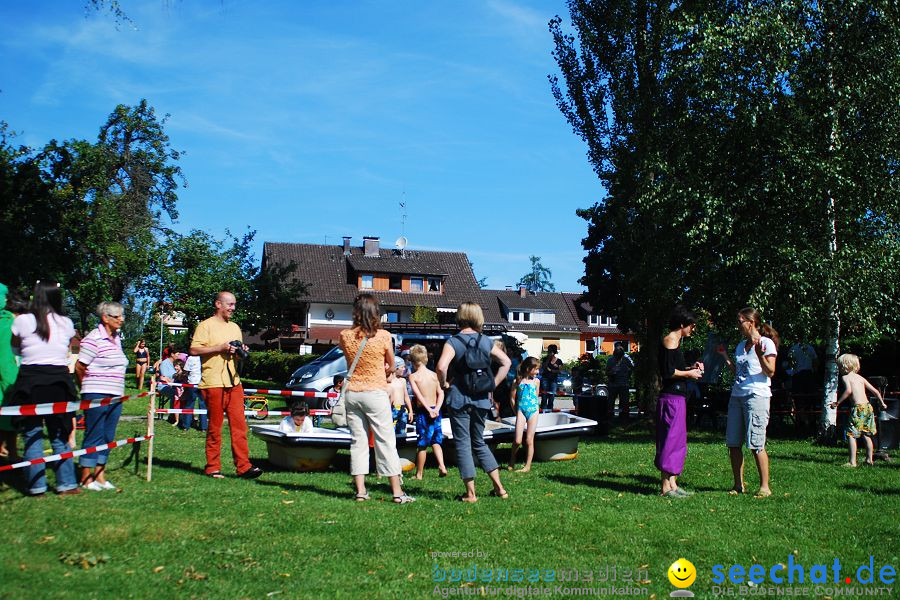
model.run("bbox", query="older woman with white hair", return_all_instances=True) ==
[76,301,128,491]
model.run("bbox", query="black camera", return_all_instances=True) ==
[228,340,249,359]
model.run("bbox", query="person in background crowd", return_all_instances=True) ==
[0,284,22,461]
[788,341,817,395]
[9,281,80,496]
[133,339,150,390]
[606,344,634,419]
[719,307,779,498]
[338,293,413,503]
[189,291,261,480]
[76,301,128,491]
[388,356,413,434]
[155,351,177,421]
[491,339,509,419]
[656,305,703,498]
[540,344,562,412]
[161,342,175,361]
[179,353,207,431]
[436,302,510,503]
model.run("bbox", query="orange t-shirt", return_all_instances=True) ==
[338,328,393,392]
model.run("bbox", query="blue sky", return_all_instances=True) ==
[1,0,604,291]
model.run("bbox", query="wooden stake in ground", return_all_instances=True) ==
[146,382,156,482]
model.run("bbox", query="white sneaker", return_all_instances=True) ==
[99,481,116,490]
[83,481,104,492]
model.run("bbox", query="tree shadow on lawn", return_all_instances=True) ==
[546,473,653,495]
[547,472,720,495]
[843,483,900,495]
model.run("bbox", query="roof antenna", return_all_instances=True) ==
[399,189,407,238]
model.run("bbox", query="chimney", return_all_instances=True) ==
[519,284,527,298]
[342,236,351,257]
[363,236,380,257]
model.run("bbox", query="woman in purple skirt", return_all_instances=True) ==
[656,306,704,497]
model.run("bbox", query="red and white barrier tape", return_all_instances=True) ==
[154,408,331,416]
[0,392,153,417]
[165,383,337,399]
[0,435,152,472]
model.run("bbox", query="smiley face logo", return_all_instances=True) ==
[668,558,696,588]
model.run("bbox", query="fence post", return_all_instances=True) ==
[146,384,156,482]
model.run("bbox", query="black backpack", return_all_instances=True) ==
[453,334,495,396]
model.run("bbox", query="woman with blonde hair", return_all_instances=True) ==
[436,302,511,502]
[338,294,414,503]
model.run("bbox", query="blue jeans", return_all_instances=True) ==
[448,404,498,480]
[79,393,124,468]
[178,388,208,431]
[20,415,77,494]
[541,379,558,411]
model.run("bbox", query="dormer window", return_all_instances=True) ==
[410,277,424,293]
[428,277,442,293]
[511,311,531,322]
[361,274,374,289]
[588,314,616,326]
[389,275,402,290]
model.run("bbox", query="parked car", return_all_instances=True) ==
[285,346,347,407]
[285,330,522,407]
[555,371,573,396]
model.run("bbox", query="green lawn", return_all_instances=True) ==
[1,377,898,599]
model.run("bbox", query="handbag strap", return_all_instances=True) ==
[345,336,368,382]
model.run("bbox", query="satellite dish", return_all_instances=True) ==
[395,236,408,250]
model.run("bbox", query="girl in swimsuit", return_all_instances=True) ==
[133,339,150,390]
[508,357,541,472]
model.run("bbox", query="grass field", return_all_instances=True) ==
[1,375,898,599]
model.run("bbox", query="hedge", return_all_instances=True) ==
[242,351,320,383]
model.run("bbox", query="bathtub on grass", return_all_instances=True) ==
[251,424,420,472]
[496,412,598,461]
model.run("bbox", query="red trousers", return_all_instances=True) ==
[201,385,252,475]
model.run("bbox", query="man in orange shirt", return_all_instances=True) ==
[189,291,262,479]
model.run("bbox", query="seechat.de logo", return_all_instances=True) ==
[668,558,696,597]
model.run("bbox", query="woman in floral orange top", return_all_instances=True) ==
[338,294,414,504]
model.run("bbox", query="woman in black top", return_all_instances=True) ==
[656,306,704,497]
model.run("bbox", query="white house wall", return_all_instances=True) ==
[308,303,353,328]
[516,332,581,362]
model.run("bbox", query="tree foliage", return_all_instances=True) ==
[141,229,308,335]
[520,256,556,292]
[551,0,900,410]
[0,101,184,331]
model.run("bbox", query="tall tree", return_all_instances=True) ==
[551,0,900,419]
[0,101,184,331]
[520,256,556,292]
[143,229,308,336]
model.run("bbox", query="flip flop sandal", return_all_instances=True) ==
[393,494,416,504]
[355,493,370,502]
[489,489,509,499]
[206,471,225,479]
[455,494,477,503]
[728,485,745,495]
[754,489,773,498]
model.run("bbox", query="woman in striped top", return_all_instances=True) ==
[75,301,128,491]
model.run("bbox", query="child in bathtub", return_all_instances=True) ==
[508,357,541,472]
[278,400,313,434]
[408,345,448,479]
